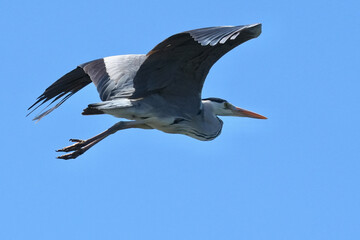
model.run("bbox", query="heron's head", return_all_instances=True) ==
[202,98,267,119]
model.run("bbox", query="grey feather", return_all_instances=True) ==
[80,54,147,101]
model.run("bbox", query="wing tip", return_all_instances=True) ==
[27,67,92,121]
[245,23,262,38]
[188,23,262,47]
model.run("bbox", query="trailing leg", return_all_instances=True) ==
[56,121,152,160]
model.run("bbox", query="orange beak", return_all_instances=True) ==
[233,107,267,119]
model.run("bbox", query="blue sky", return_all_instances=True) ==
[1,0,359,239]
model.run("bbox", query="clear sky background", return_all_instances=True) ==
[1,0,359,239]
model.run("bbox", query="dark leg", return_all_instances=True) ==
[56,121,152,160]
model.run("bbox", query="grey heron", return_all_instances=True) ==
[28,23,266,159]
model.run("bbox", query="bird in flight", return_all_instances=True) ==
[28,23,266,159]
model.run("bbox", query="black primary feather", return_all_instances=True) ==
[27,67,92,121]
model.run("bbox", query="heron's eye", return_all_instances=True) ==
[224,102,230,109]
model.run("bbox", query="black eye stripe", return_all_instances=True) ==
[202,97,226,103]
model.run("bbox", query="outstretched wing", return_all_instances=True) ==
[130,24,262,114]
[28,24,261,120]
[28,54,146,120]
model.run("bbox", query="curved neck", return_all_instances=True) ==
[188,102,223,140]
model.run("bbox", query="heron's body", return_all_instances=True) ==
[85,90,223,141]
[28,24,266,159]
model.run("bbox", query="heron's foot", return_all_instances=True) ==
[54,123,123,160]
[56,139,90,160]
[57,139,86,152]
[57,149,85,160]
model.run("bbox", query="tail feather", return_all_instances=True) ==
[82,99,133,116]
[28,67,92,121]
[82,104,105,115]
